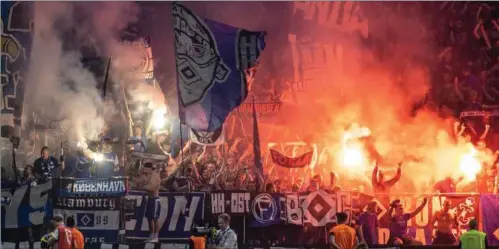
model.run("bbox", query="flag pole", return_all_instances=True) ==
[171,2,184,164]
[252,95,263,191]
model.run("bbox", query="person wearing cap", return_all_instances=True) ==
[47,214,73,249]
[458,219,487,249]
[133,162,161,242]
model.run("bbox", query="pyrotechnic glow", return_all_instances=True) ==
[458,147,481,181]
[92,153,104,162]
[339,124,371,169]
[152,108,168,130]
[342,147,365,168]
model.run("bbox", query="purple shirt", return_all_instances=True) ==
[389,213,411,238]
[357,212,378,245]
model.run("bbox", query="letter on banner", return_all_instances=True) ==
[211,193,224,214]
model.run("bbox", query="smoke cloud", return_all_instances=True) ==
[24,2,144,143]
[215,2,494,193]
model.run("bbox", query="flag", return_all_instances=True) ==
[1,1,33,137]
[480,194,499,246]
[190,126,224,145]
[252,97,263,174]
[172,2,266,132]
[270,149,313,168]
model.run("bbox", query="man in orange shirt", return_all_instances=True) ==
[47,214,73,249]
[66,216,85,249]
[329,212,366,249]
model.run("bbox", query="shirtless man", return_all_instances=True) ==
[372,161,402,204]
[134,162,161,242]
[431,200,460,245]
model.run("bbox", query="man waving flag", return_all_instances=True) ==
[172,2,266,136]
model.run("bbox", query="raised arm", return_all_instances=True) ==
[473,20,483,40]
[371,162,379,188]
[409,197,428,219]
[384,163,402,187]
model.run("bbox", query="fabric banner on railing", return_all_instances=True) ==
[54,196,121,243]
[250,193,282,227]
[58,178,127,197]
[1,182,52,229]
[480,194,499,246]
[125,191,205,240]
[209,191,251,216]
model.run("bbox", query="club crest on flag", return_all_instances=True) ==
[172,2,266,132]
[172,3,230,107]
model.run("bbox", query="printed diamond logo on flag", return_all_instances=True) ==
[301,190,336,226]
[77,213,94,227]
[172,2,266,132]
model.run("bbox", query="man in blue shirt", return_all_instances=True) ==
[33,146,64,182]
[129,125,148,152]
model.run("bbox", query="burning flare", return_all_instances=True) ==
[340,123,371,170]
[458,145,482,182]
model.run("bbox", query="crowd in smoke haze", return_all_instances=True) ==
[2,2,498,196]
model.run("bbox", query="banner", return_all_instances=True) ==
[270,149,314,168]
[1,182,52,229]
[480,194,499,246]
[125,191,205,240]
[172,2,266,132]
[237,102,282,116]
[250,193,281,227]
[58,178,127,197]
[122,36,155,82]
[1,1,33,134]
[209,191,251,216]
[284,190,353,226]
[54,196,121,243]
[190,126,224,145]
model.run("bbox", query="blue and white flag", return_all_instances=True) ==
[54,196,121,243]
[1,182,52,229]
[172,2,266,132]
[1,2,33,135]
[125,191,205,240]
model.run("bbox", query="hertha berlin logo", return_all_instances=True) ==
[252,194,277,224]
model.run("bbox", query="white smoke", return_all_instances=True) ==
[24,2,143,142]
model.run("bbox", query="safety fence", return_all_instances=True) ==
[1,178,498,247]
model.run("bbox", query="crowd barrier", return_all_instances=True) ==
[2,242,499,249]
[1,178,499,247]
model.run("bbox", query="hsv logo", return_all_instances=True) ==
[301,190,336,226]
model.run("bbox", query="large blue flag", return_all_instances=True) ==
[172,2,266,132]
[1,1,33,136]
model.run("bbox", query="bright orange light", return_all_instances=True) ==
[342,146,365,168]
[340,123,371,169]
[459,147,481,181]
